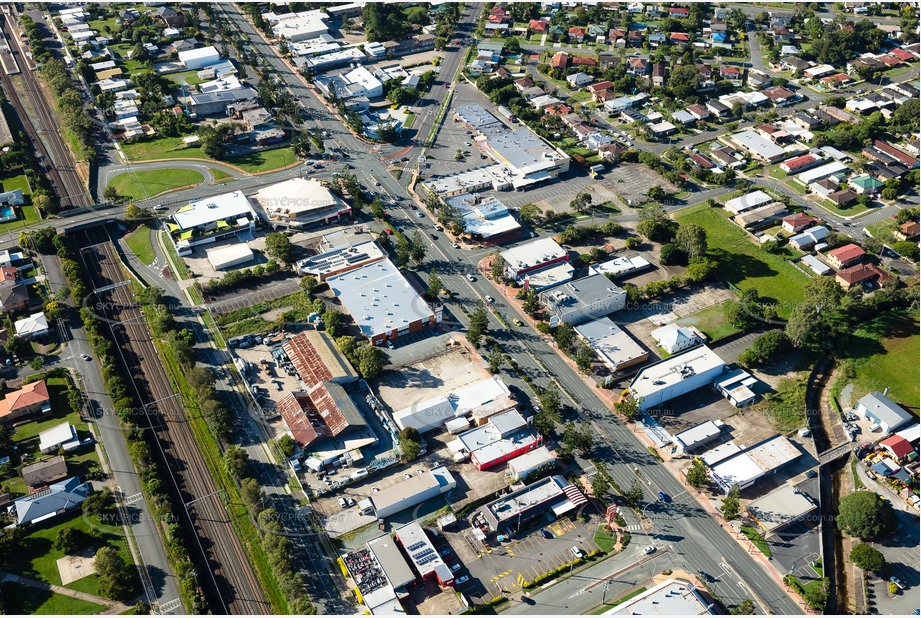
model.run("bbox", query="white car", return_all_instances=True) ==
[466,274,476,282]
[80,354,91,361]
[417,211,425,218]
[643,545,656,555]
[153,204,167,211]
[485,295,495,303]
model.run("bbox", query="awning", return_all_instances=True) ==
[551,499,577,517]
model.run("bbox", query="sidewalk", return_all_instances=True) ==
[0,571,132,614]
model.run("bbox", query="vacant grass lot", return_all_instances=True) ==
[230,147,297,173]
[756,375,807,432]
[108,168,204,202]
[838,310,920,413]
[676,204,807,318]
[125,222,156,265]
[209,167,233,182]
[741,525,772,557]
[679,300,740,342]
[0,582,105,615]
[122,138,297,173]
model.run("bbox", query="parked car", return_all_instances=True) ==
[337,497,347,508]
[658,491,671,503]
[805,470,818,478]
[570,546,584,559]
[540,529,553,539]
[451,564,462,573]
[456,575,470,585]
[439,548,452,557]
[643,545,656,555]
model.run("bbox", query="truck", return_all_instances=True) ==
[589,164,605,178]
[497,105,517,122]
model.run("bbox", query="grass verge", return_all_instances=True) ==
[125,223,156,265]
[107,168,204,202]
[0,582,105,615]
[591,587,648,613]
[740,525,772,557]
[209,167,233,183]
[592,527,617,553]
[159,232,189,280]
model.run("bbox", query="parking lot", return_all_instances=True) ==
[868,509,920,615]
[442,515,601,602]
[603,163,678,206]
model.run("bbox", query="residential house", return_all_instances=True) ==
[598,142,626,163]
[780,154,821,174]
[0,281,28,313]
[669,6,690,17]
[761,86,796,106]
[789,225,829,251]
[809,178,840,198]
[826,189,857,207]
[651,62,667,87]
[782,213,817,233]
[528,19,547,35]
[566,72,594,88]
[822,106,860,125]
[873,140,919,169]
[13,477,91,526]
[825,243,865,269]
[21,456,68,489]
[650,324,706,354]
[672,110,696,126]
[690,153,716,169]
[773,27,794,44]
[571,56,596,68]
[568,27,585,43]
[587,81,614,102]
[747,69,770,89]
[599,52,617,68]
[836,263,893,290]
[648,32,666,47]
[626,57,649,76]
[894,221,920,241]
[696,63,715,88]
[780,56,811,73]
[792,113,822,131]
[820,73,852,89]
[153,6,184,28]
[669,32,691,45]
[706,100,730,118]
[514,77,534,91]
[627,30,644,47]
[14,312,48,340]
[551,52,568,69]
[687,104,710,121]
[710,146,742,168]
[0,380,51,423]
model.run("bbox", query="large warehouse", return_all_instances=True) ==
[392,376,517,434]
[369,466,456,518]
[480,474,587,532]
[710,435,801,493]
[745,483,817,537]
[206,243,255,271]
[629,346,729,411]
[506,446,557,483]
[327,259,439,345]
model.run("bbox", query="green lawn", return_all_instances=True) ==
[678,300,740,342]
[741,525,772,557]
[125,222,156,265]
[404,112,416,129]
[865,217,899,241]
[767,165,788,180]
[675,204,808,318]
[2,173,33,195]
[0,204,40,235]
[592,528,617,553]
[784,179,808,195]
[107,168,204,202]
[165,69,207,87]
[160,231,190,280]
[209,167,233,183]
[0,508,135,599]
[812,197,874,218]
[228,146,298,173]
[0,582,105,615]
[756,375,808,432]
[121,137,207,162]
[838,310,920,413]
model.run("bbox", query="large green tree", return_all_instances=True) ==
[850,543,885,572]
[837,492,898,540]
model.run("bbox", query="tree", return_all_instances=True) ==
[615,392,642,421]
[82,488,116,520]
[522,292,541,317]
[357,345,388,379]
[894,240,920,262]
[240,477,263,509]
[277,434,296,458]
[299,275,318,296]
[575,342,595,373]
[591,468,610,500]
[561,421,594,456]
[570,191,592,213]
[675,224,708,260]
[426,269,442,301]
[103,185,121,202]
[646,185,668,201]
[554,322,576,352]
[410,231,427,263]
[397,427,422,462]
[124,204,151,220]
[265,232,294,264]
[624,478,643,507]
[223,445,250,479]
[720,483,741,520]
[686,458,709,489]
[467,301,489,347]
[637,204,678,243]
[625,237,641,250]
[490,253,506,282]
[850,543,886,572]
[538,381,561,416]
[55,527,83,553]
[730,600,755,615]
[95,547,137,602]
[519,203,543,224]
[487,344,505,374]
[738,331,791,367]
[660,243,681,265]
[533,407,561,437]
[837,492,898,540]
[896,207,918,225]
[322,309,344,337]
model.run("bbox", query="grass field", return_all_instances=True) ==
[229,147,298,173]
[107,168,204,202]
[741,525,772,557]
[676,204,807,318]
[125,223,156,265]
[165,69,207,87]
[865,217,899,241]
[838,310,920,413]
[679,300,740,342]
[2,173,32,195]
[592,528,617,553]
[160,232,190,280]
[0,508,135,599]
[812,197,873,218]
[0,582,105,615]
[121,137,207,162]
[210,167,233,182]
[756,375,807,432]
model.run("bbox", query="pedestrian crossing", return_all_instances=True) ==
[157,598,182,614]
[122,492,144,505]
[624,524,642,532]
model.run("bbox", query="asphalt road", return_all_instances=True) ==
[40,253,183,613]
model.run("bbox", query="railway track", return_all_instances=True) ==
[0,11,87,209]
[73,226,270,615]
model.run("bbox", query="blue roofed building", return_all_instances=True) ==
[13,477,91,526]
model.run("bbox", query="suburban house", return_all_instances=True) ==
[761,86,796,106]
[826,189,857,207]
[719,65,742,82]
[894,221,920,241]
[650,324,706,354]
[0,380,51,423]
[780,154,821,174]
[21,456,68,490]
[13,312,49,340]
[789,225,829,251]
[551,52,568,69]
[782,213,817,233]
[13,477,91,526]
[687,104,710,120]
[810,177,841,199]
[835,263,893,290]
[849,174,883,195]
[825,244,865,269]
[566,72,594,88]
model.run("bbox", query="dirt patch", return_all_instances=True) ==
[56,548,97,585]
[376,346,488,413]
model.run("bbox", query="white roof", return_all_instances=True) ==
[501,238,566,275]
[745,483,816,533]
[897,424,921,443]
[801,254,832,275]
[172,191,256,231]
[327,259,434,340]
[804,64,836,77]
[672,110,696,124]
[344,65,382,92]
[630,346,726,401]
[38,422,76,453]
[711,435,800,489]
[575,317,647,370]
[701,441,742,466]
[270,9,329,39]
[14,312,48,336]
[604,578,713,615]
[651,323,704,350]
[796,161,849,185]
[393,376,514,432]
[206,243,253,269]
[198,75,242,93]
[674,420,722,451]
[255,178,341,215]
[649,121,677,134]
[724,190,773,214]
[177,45,220,64]
[589,255,652,278]
[507,446,556,475]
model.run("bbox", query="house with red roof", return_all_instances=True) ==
[780,154,820,174]
[720,64,741,81]
[0,380,51,423]
[889,47,915,62]
[551,51,569,69]
[880,435,914,460]
[820,73,853,88]
[529,19,547,34]
[782,212,817,233]
[894,221,920,241]
[669,32,691,44]
[669,6,690,17]
[835,263,893,290]
[826,243,866,269]
[873,140,919,169]
[568,27,586,42]
[690,154,715,169]
[571,56,597,67]
[761,86,796,106]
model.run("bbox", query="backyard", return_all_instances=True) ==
[0,173,39,235]
[676,204,808,318]
[107,168,204,202]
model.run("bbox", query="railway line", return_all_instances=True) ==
[0,10,88,209]
[72,225,271,615]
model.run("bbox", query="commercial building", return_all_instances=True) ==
[630,346,728,411]
[574,318,649,373]
[650,324,707,354]
[370,467,456,518]
[855,390,914,434]
[177,46,220,70]
[728,130,787,163]
[393,522,453,587]
[505,446,557,483]
[0,380,51,423]
[421,165,513,196]
[674,420,725,454]
[267,9,330,42]
[588,255,653,279]
[392,376,516,434]
[13,477,91,526]
[745,483,817,537]
[451,410,541,471]
[445,194,521,243]
[168,190,257,250]
[327,259,438,345]
[500,238,571,290]
[206,244,255,271]
[254,178,350,229]
[540,274,627,327]
[480,474,587,532]
[188,88,258,116]
[603,578,714,615]
[296,238,385,281]
[710,435,801,493]
[367,534,415,590]
[723,190,773,215]
[715,369,760,407]
[316,65,383,100]
[733,202,787,228]
[276,382,367,449]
